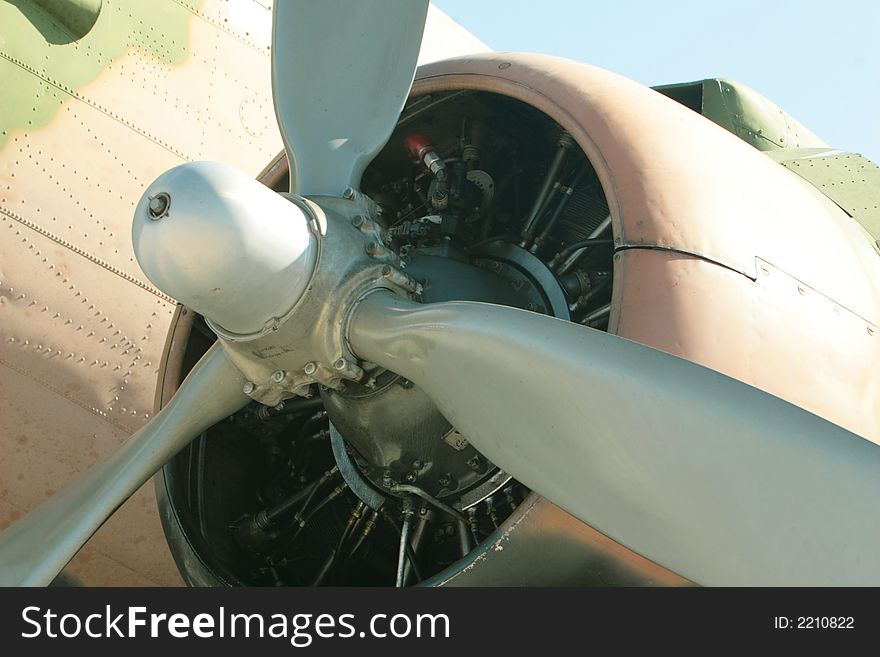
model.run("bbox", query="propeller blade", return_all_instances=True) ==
[349,291,880,585]
[0,342,248,586]
[271,0,429,196]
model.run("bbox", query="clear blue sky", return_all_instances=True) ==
[435,0,880,162]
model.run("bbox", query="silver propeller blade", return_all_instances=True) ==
[0,343,248,586]
[349,291,880,586]
[272,0,429,196]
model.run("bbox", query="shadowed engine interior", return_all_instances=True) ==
[161,91,614,586]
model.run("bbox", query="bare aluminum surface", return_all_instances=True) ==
[0,343,248,585]
[350,291,880,586]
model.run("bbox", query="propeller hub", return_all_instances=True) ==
[136,174,420,408]
[133,162,319,336]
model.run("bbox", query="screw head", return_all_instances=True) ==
[271,370,285,383]
[242,382,256,395]
[365,242,384,257]
[148,192,170,219]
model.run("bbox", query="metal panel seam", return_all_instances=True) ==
[0,205,175,303]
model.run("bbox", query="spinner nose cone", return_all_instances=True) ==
[132,161,318,336]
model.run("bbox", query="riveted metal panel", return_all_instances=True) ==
[0,0,491,585]
[700,78,827,152]
[0,0,282,586]
[0,365,182,585]
[0,217,174,432]
[771,149,880,245]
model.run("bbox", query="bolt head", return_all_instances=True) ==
[404,472,417,483]
[271,370,285,383]
[343,187,355,199]
[438,474,451,487]
[242,382,256,395]
[148,192,170,219]
[411,459,423,470]
[304,362,318,375]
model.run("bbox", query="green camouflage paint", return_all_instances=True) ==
[0,0,203,150]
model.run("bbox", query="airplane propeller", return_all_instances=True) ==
[1,0,879,587]
[0,343,248,586]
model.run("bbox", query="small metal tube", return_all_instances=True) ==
[466,506,480,545]
[348,509,378,557]
[290,479,347,543]
[457,518,473,557]
[551,237,612,273]
[520,132,574,243]
[532,167,590,250]
[485,497,499,529]
[390,483,466,522]
[403,508,433,585]
[589,214,613,238]
[395,510,414,588]
[264,479,319,523]
[271,464,335,523]
[569,275,612,314]
[556,215,612,275]
[582,302,612,326]
[314,501,366,585]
